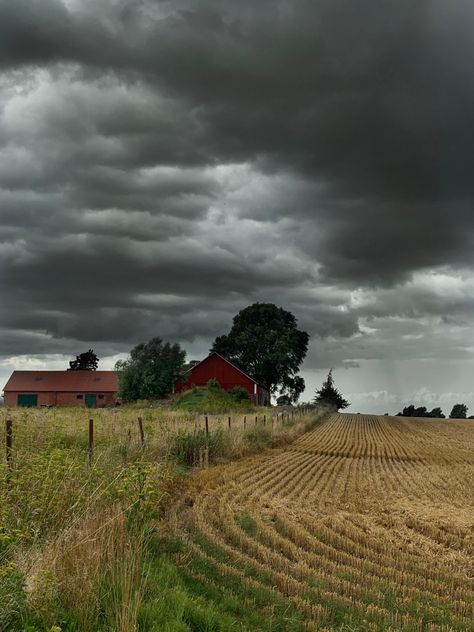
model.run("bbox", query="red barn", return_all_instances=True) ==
[175,352,270,405]
[2,371,118,408]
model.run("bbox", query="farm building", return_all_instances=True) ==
[2,370,118,408]
[175,352,270,405]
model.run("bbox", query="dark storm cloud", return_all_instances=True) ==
[1,0,474,367]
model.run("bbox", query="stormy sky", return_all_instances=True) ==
[1,0,473,414]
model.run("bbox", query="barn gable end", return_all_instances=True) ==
[175,352,270,405]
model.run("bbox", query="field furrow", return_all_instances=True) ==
[170,413,474,630]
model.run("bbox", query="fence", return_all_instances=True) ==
[3,407,314,468]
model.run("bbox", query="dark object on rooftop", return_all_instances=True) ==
[68,349,99,371]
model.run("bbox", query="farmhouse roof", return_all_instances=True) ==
[3,371,118,393]
[184,352,268,390]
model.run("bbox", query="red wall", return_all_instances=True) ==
[4,391,117,408]
[176,354,271,405]
[177,354,255,394]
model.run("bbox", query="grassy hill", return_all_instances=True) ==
[172,383,255,414]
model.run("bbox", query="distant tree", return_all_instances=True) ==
[449,403,468,419]
[68,349,99,371]
[397,405,445,418]
[313,370,350,410]
[428,407,445,419]
[396,405,413,417]
[280,375,306,404]
[211,303,309,402]
[414,406,428,417]
[183,360,200,372]
[115,337,186,401]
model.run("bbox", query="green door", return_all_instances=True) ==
[18,394,38,407]
[85,394,96,408]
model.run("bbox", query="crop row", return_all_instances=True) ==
[170,413,474,630]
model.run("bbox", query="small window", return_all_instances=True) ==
[98,394,104,400]
[77,394,83,399]
[93,377,101,382]
[35,376,43,382]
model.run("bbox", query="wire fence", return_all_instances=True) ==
[2,407,316,467]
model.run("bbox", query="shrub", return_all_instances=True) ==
[170,429,230,466]
[206,379,221,392]
[244,427,273,451]
[228,386,250,402]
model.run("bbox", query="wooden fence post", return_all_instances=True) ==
[6,418,13,466]
[205,416,209,436]
[263,414,266,427]
[228,416,231,430]
[88,418,94,465]
[255,415,258,426]
[243,415,247,431]
[138,416,145,445]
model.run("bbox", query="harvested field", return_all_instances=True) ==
[169,414,474,631]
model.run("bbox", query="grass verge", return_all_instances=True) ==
[0,407,327,631]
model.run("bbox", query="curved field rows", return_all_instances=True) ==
[169,414,474,631]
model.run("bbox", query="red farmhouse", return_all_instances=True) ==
[175,352,270,405]
[3,371,118,408]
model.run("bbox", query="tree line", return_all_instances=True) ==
[396,403,471,419]
[68,304,310,403]
[66,303,351,409]
[66,317,471,418]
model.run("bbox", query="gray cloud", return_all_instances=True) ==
[0,1,473,404]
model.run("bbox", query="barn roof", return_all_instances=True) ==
[184,352,269,390]
[3,371,118,393]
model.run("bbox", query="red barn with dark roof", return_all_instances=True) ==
[175,352,270,405]
[2,371,118,408]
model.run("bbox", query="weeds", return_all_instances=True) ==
[0,405,324,631]
[170,428,230,466]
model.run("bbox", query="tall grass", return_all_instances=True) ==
[0,405,324,630]
[172,386,255,414]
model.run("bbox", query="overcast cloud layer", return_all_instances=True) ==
[1,0,473,413]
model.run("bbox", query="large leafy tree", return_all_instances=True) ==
[313,370,350,410]
[211,303,309,402]
[115,337,186,401]
[68,349,99,371]
[449,403,468,419]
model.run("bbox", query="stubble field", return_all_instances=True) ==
[169,414,474,631]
